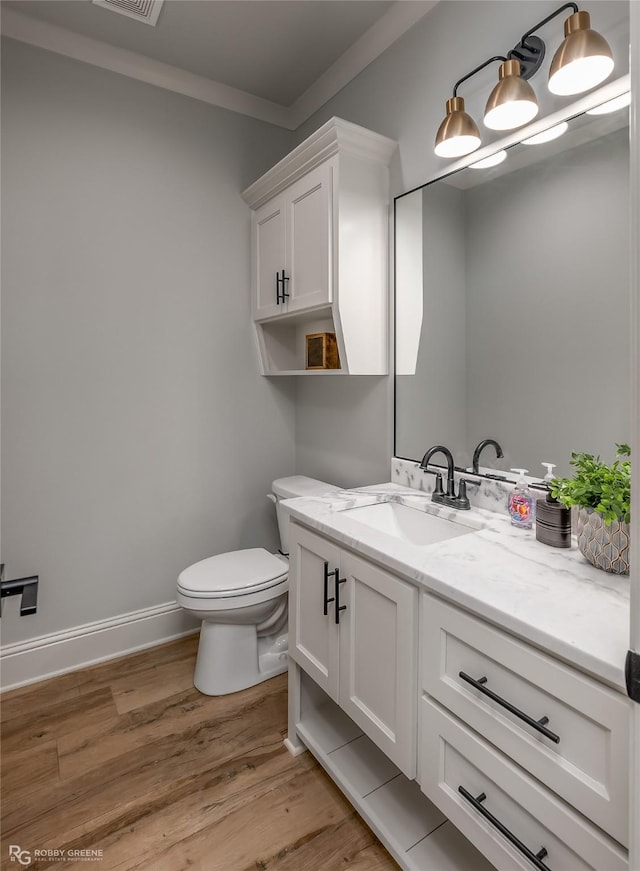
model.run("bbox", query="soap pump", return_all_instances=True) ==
[541,462,556,484]
[508,469,535,530]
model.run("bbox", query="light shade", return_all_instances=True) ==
[434,96,481,158]
[521,121,568,145]
[586,91,630,115]
[548,11,614,96]
[470,150,507,169]
[484,60,539,131]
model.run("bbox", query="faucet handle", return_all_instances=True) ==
[455,479,471,510]
[433,473,445,498]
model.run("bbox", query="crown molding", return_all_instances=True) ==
[1,7,293,128]
[1,2,437,131]
[288,1,437,129]
[241,116,397,209]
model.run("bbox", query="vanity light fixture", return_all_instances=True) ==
[484,60,539,130]
[434,96,481,158]
[469,150,507,169]
[586,91,631,115]
[548,9,614,95]
[434,3,614,159]
[435,56,509,158]
[521,121,569,144]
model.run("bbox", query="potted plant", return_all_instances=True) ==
[550,444,630,575]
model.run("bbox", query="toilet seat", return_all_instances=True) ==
[177,548,288,599]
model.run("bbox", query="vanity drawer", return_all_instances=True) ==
[421,594,629,846]
[420,698,628,871]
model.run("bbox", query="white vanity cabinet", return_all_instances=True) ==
[420,593,629,871]
[242,117,396,375]
[285,507,630,871]
[288,520,417,777]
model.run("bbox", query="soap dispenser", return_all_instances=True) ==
[508,469,535,529]
[541,462,556,484]
[535,462,572,548]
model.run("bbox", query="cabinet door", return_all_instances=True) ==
[286,162,332,313]
[288,523,340,700]
[253,194,286,320]
[338,551,418,778]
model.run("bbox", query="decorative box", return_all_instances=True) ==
[305,332,340,370]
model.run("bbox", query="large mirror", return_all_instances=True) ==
[395,81,630,480]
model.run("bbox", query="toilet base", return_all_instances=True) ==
[194,621,288,696]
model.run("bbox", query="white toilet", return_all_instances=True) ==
[177,476,337,696]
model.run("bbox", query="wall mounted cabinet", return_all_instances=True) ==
[242,118,396,375]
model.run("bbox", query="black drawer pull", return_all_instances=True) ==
[459,671,560,744]
[276,269,290,304]
[458,786,551,871]
[322,562,335,616]
[334,573,347,624]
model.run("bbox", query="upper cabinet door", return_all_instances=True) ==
[286,162,332,314]
[253,194,286,320]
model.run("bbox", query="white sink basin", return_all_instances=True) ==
[341,501,475,546]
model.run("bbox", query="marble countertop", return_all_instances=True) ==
[283,482,630,694]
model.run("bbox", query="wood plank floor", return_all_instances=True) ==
[1,636,400,871]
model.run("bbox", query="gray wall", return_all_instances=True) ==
[292,0,630,487]
[1,1,631,643]
[1,40,295,644]
[465,127,630,477]
[395,126,630,478]
[395,183,468,463]
[294,376,391,488]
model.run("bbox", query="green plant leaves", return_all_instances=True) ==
[549,445,630,525]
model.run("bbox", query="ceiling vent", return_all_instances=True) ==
[92,0,164,27]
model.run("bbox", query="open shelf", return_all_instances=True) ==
[254,307,344,375]
[296,673,496,871]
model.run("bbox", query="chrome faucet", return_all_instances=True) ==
[472,438,504,475]
[419,445,470,510]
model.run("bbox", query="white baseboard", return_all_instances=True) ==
[283,737,308,757]
[0,601,200,692]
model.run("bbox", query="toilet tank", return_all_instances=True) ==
[271,476,340,555]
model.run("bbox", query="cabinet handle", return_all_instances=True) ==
[334,572,347,624]
[458,672,560,744]
[322,562,335,616]
[276,269,290,304]
[458,786,551,871]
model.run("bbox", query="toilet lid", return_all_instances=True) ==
[177,548,288,598]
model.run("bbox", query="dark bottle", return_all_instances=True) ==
[536,492,572,548]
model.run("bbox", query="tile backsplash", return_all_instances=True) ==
[391,457,549,517]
